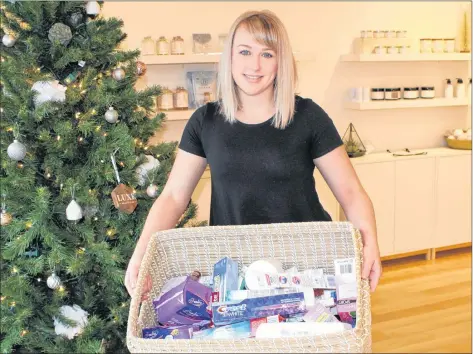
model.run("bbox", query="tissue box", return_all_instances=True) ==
[212,292,306,326]
[212,257,239,303]
[153,276,212,326]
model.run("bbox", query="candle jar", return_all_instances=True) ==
[173,87,189,109]
[371,88,385,100]
[156,36,170,55]
[171,36,185,55]
[420,86,435,99]
[420,39,432,53]
[385,88,401,100]
[403,87,420,99]
[433,39,444,53]
[141,36,155,56]
[157,87,174,110]
[445,38,455,53]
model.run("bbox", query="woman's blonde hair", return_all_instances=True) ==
[217,10,298,130]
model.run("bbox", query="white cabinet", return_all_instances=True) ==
[435,155,472,248]
[394,158,436,254]
[354,163,396,257]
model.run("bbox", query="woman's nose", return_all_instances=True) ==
[249,54,261,71]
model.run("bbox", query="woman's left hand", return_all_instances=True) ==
[362,242,382,292]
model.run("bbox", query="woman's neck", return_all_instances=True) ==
[237,87,275,123]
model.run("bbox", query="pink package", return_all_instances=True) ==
[336,298,357,328]
[153,276,212,326]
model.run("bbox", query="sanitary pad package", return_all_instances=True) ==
[142,325,193,339]
[153,276,212,326]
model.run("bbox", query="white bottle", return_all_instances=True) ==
[444,79,453,98]
[455,78,465,98]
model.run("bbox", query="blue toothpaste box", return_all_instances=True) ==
[212,257,239,303]
[211,292,306,326]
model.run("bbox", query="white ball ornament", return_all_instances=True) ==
[135,155,160,186]
[53,304,89,339]
[105,106,118,123]
[2,34,16,47]
[86,1,100,18]
[66,199,83,221]
[47,273,61,289]
[146,184,158,198]
[7,140,26,161]
[112,68,125,81]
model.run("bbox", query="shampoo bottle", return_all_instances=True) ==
[445,79,453,98]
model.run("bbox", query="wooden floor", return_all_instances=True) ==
[372,248,472,353]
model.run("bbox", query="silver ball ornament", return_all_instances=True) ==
[47,273,61,289]
[2,34,16,47]
[66,199,83,221]
[86,1,100,18]
[112,68,125,81]
[146,184,158,198]
[7,140,26,161]
[105,107,118,123]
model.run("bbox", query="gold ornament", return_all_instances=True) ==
[1,210,12,226]
[112,68,125,81]
[136,61,147,76]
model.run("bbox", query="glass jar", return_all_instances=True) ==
[374,45,385,54]
[156,36,170,55]
[420,39,432,53]
[171,36,185,55]
[387,30,396,38]
[173,87,188,109]
[445,38,455,53]
[396,30,407,38]
[398,45,410,54]
[373,31,382,38]
[403,87,419,99]
[157,87,174,110]
[366,30,373,38]
[141,36,155,56]
[360,30,366,38]
[420,86,435,99]
[385,88,401,100]
[382,31,389,38]
[433,39,444,53]
[371,88,385,100]
[387,46,397,54]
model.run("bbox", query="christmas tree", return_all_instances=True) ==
[0,1,205,353]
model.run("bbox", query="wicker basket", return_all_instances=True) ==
[446,138,472,150]
[127,221,372,353]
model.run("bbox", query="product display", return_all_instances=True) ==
[157,87,174,110]
[171,36,185,55]
[156,36,169,55]
[370,88,385,100]
[186,71,217,108]
[384,88,401,100]
[141,36,155,55]
[420,86,435,99]
[192,33,212,54]
[403,87,420,99]
[173,87,189,109]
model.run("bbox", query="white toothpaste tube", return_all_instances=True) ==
[255,322,352,338]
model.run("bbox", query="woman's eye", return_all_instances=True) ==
[262,52,273,58]
[239,50,250,56]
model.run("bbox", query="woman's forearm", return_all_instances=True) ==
[131,192,189,262]
[340,189,379,248]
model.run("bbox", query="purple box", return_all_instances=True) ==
[211,292,306,326]
[336,298,357,328]
[142,325,193,339]
[153,276,212,326]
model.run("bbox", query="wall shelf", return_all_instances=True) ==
[160,109,196,121]
[140,51,316,65]
[345,98,470,110]
[341,53,472,62]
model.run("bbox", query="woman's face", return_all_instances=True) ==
[231,25,278,99]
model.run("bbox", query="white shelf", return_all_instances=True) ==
[140,51,315,65]
[159,109,196,121]
[345,98,470,110]
[341,53,472,62]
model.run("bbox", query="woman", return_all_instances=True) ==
[125,10,382,299]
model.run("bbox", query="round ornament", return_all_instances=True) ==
[2,34,16,47]
[7,140,26,161]
[105,107,118,123]
[86,1,100,19]
[53,304,89,339]
[68,12,83,28]
[135,155,161,186]
[136,61,147,76]
[48,23,73,46]
[47,273,61,289]
[112,68,125,81]
[146,184,158,198]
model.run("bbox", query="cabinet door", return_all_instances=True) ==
[354,162,396,257]
[435,155,472,248]
[394,158,436,254]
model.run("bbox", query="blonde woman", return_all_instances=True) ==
[125,10,382,299]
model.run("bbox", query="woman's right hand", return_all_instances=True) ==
[125,257,152,301]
